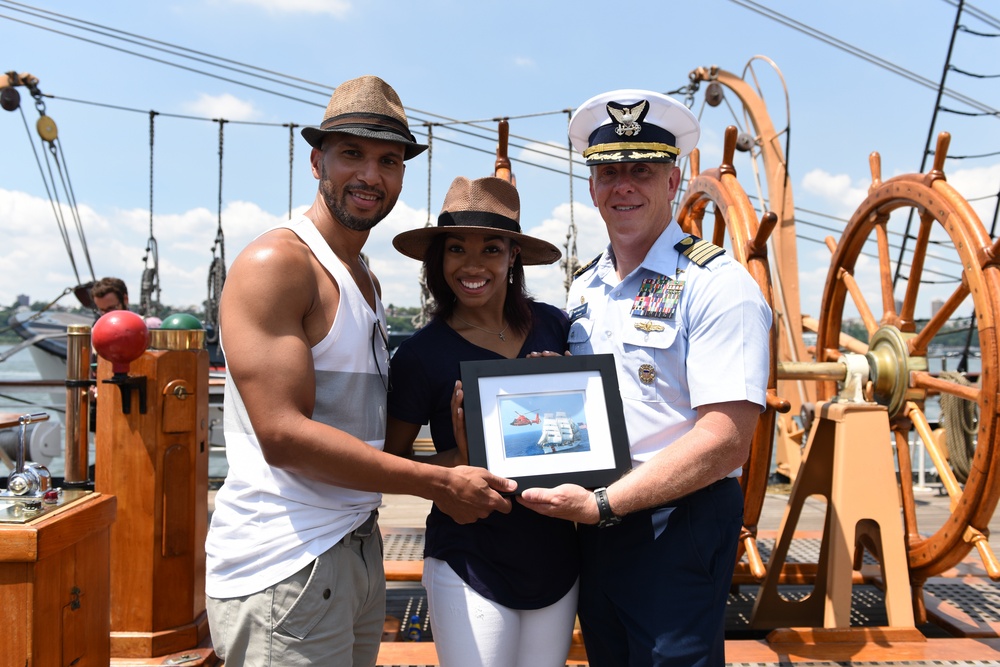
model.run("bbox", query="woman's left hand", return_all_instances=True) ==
[451,380,470,465]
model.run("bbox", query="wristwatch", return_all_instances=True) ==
[594,487,622,528]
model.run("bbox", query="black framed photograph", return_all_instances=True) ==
[460,353,631,492]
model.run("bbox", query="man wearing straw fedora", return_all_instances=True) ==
[205,75,515,667]
[519,89,771,666]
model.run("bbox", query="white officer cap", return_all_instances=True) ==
[569,89,700,166]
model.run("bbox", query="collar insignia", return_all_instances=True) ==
[607,100,648,137]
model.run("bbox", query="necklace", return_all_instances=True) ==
[453,313,509,341]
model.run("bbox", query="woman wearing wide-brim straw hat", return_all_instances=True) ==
[386,176,580,667]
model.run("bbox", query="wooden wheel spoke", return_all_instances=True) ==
[900,211,935,327]
[907,401,963,509]
[837,266,879,336]
[910,370,980,403]
[875,219,898,325]
[909,280,972,355]
[685,196,709,238]
[712,206,726,248]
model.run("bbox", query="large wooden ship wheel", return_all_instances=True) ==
[814,132,1000,585]
[676,126,786,579]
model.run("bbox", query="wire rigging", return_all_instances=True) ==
[414,125,434,330]
[561,109,579,295]
[893,0,966,289]
[286,122,296,220]
[206,119,227,345]
[140,109,161,318]
[8,72,95,290]
[727,0,1000,118]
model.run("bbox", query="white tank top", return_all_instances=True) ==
[206,215,387,598]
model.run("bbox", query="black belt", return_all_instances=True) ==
[350,509,379,538]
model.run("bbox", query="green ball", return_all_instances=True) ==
[161,313,204,330]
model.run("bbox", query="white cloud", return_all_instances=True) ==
[513,56,535,68]
[222,0,351,18]
[0,187,286,310]
[523,201,605,309]
[182,93,261,122]
[800,168,869,218]
[947,163,1000,230]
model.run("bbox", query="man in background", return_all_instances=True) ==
[91,276,129,315]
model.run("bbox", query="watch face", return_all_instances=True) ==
[598,514,622,528]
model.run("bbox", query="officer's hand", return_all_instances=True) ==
[518,484,596,523]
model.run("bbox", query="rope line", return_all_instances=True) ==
[938,370,978,485]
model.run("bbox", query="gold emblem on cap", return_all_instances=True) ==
[638,364,656,385]
[608,101,647,137]
[634,320,665,333]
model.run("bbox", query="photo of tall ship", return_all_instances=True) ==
[537,412,583,454]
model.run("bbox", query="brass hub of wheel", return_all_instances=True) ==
[864,326,926,419]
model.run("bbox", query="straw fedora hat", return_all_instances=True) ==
[392,176,561,266]
[301,75,427,160]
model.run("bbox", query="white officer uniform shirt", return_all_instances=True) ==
[567,221,771,469]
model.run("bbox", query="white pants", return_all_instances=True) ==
[423,556,579,667]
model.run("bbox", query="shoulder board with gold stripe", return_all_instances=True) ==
[573,253,601,279]
[674,235,725,266]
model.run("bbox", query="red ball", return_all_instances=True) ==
[92,310,150,374]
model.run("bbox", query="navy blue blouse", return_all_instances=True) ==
[388,300,579,609]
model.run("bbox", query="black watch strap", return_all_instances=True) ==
[594,487,621,528]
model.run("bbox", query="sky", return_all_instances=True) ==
[2,0,999,327]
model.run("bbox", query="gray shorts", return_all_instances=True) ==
[207,513,385,666]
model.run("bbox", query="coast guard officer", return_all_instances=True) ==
[519,89,771,666]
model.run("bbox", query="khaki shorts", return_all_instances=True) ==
[207,518,384,666]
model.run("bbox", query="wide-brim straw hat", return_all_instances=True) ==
[392,176,561,266]
[301,75,427,160]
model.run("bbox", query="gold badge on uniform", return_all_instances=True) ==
[638,363,656,385]
[634,320,665,333]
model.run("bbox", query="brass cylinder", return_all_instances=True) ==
[148,328,206,351]
[64,324,91,485]
[776,361,847,381]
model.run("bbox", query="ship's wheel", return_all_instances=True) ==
[676,126,785,579]
[814,133,1000,584]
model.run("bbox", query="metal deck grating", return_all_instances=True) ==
[379,531,1000,665]
[746,537,879,565]
[925,579,1000,624]
[384,530,425,561]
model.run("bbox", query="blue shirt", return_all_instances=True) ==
[388,301,579,609]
